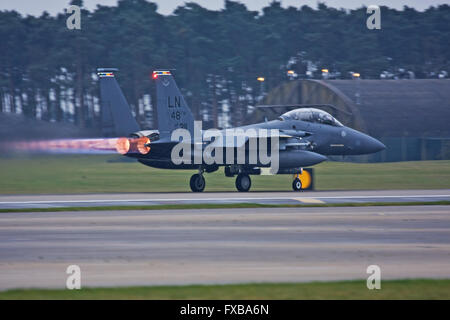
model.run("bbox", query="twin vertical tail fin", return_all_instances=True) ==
[98,68,140,137]
[153,71,194,138]
[98,68,194,139]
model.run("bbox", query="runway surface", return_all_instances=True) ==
[0,189,449,209]
[0,205,449,290]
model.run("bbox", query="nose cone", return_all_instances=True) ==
[369,137,386,153]
[358,133,386,154]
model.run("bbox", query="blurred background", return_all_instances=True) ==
[0,0,449,170]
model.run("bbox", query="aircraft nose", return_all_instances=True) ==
[372,138,386,153]
[361,134,386,154]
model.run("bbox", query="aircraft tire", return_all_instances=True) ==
[292,178,302,191]
[236,174,251,192]
[190,174,205,192]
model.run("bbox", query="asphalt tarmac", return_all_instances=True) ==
[0,189,449,209]
[0,204,449,290]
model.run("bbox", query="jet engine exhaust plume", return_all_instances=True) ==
[115,137,130,155]
[2,137,151,155]
[115,137,150,155]
[137,137,151,154]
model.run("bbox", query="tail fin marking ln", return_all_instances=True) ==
[153,70,194,138]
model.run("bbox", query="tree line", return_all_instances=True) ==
[0,0,448,130]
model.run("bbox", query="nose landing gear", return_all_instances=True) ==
[292,177,302,191]
[292,170,304,192]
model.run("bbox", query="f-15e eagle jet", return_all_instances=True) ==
[98,68,385,192]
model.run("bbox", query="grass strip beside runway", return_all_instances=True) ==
[0,200,449,213]
[1,279,449,300]
[0,156,449,194]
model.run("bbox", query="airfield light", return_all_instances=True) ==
[287,70,295,75]
[257,77,265,82]
[353,72,361,78]
[322,69,329,73]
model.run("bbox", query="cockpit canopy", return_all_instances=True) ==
[278,108,343,127]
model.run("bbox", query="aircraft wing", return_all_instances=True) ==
[206,130,297,149]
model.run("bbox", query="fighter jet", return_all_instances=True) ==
[98,68,385,192]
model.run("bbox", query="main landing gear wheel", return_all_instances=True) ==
[292,178,302,191]
[190,174,205,192]
[235,173,251,192]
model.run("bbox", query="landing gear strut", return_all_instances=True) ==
[235,173,251,192]
[190,173,205,192]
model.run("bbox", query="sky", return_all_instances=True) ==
[0,0,448,16]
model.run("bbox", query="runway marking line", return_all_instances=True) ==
[294,198,325,204]
[0,194,448,205]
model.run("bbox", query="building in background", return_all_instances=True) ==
[250,79,450,162]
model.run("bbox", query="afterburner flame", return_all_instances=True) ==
[115,137,131,155]
[2,137,148,155]
[114,137,151,155]
[137,137,151,154]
